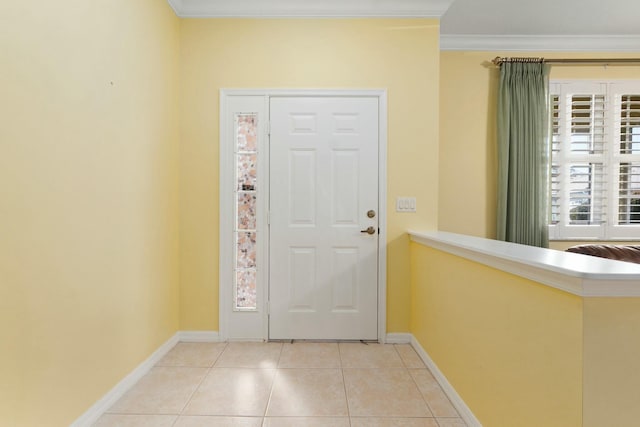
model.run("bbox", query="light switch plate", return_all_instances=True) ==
[396,197,416,212]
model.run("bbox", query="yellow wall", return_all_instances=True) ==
[179,19,441,332]
[439,52,499,238]
[583,298,640,427]
[410,243,583,427]
[0,1,181,425]
[439,51,640,241]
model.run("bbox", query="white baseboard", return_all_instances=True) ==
[70,330,220,427]
[178,330,221,342]
[410,335,482,427]
[70,332,180,427]
[385,332,412,344]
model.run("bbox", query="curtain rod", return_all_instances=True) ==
[492,56,640,66]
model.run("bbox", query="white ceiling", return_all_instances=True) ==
[441,0,640,36]
[167,0,640,51]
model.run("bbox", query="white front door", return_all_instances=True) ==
[269,97,379,340]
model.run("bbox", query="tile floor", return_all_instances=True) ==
[94,342,467,427]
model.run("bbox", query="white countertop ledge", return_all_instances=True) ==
[409,230,640,297]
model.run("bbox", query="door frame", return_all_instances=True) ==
[219,89,388,342]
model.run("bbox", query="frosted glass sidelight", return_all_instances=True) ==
[237,153,257,191]
[236,114,258,151]
[236,269,257,309]
[237,193,257,230]
[234,113,258,310]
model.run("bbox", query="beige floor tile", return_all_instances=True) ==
[351,417,439,427]
[183,368,276,416]
[395,344,426,368]
[278,342,341,368]
[436,418,467,427]
[339,343,404,368]
[156,343,228,367]
[262,417,350,427]
[107,367,208,414]
[93,414,177,427]
[343,368,433,417]
[174,415,263,426]
[410,369,460,417]
[215,342,282,368]
[266,369,348,416]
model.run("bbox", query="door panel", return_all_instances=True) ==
[289,151,316,225]
[269,97,379,340]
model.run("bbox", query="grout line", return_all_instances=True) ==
[262,342,284,419]
[210,341,229,369]
[393,343,409,369]
[169,413,180,427]
[408,367,437,419]
[340,366,352,427]
[176,342,229,419]
[394,342,441,421]
[177,366,213,417]
[337,343,353,427]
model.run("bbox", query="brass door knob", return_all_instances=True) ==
[360,226,376,235]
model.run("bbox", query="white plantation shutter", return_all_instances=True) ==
[567,92,607,227]
[549,81,640,240]
[616,93,640,226]
[617,162,640,224]
[567,162,606,225]
[550,94,561,225]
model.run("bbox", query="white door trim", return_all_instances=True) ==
[219,89,388,343]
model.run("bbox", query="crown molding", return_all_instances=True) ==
[167,0,184,15]
[166,0,454,18]
[440,34,640,52]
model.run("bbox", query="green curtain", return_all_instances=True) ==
[497,61,551,248]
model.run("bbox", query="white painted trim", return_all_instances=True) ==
[261,94,271,342]
[440,34,640,52]
[220,89,388,342]
[409,230,640,297]
[219,94,269,341]
[377,90,388,344]
[411,335,482,427]
[168,0,453,18]
[70,333,180,427]
[385,333,412,344]
[218,90,232,342]
[222,89,388,98]
[178,330,221,342]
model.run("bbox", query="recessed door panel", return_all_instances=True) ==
[332,150,359,225]
[289,150,316,226]
[288,247,316,312]
[333,113,360,134]
[291,114,318,134]
[331,247,359,312]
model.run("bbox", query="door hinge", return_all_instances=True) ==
[267,210,270,225]
[266,301,270,315]
[267,121,271,136]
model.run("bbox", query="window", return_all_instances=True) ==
[550,81,640,240]
[234,113,258,310]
